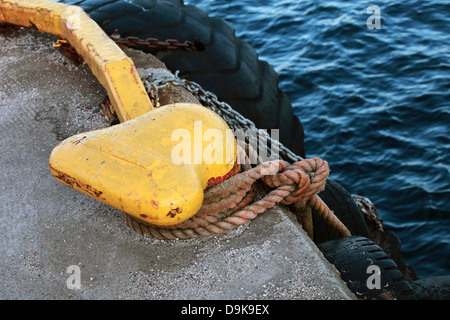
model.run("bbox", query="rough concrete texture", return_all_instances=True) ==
[0,28,356,300]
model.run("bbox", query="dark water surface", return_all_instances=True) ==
[186,0,450,278]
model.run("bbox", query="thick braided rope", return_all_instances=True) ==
[123,157,351,240]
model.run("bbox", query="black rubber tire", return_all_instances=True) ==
[57,0,305,157]
[318,236,417,300]
[410,276,450,300]
[311,180,370,244]
[369,228,419,282]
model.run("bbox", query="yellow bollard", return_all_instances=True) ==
[49,104,238,226]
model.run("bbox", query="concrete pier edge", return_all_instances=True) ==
[0,28,356,300]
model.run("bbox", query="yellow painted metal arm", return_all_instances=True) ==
[0,0,153,121]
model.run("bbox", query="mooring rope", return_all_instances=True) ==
[121,72,352,240]
[123,153,351,240]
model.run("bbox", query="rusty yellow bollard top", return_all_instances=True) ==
[49,103,239,227]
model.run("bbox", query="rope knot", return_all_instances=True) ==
[261,157,329,207]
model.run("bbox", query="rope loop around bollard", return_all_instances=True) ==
[123,146,351,240]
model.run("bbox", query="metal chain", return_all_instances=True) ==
[111,29,197,51]
[76,28,301,163]
[52,38,77,54]
[11,23,300,162]
[142,71,304,164]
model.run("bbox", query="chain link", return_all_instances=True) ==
[142,71,303,163]
[111,29,197,51]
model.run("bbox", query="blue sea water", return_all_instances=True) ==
[186,0,450,278]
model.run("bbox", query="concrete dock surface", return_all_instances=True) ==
[0,28,355,300]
